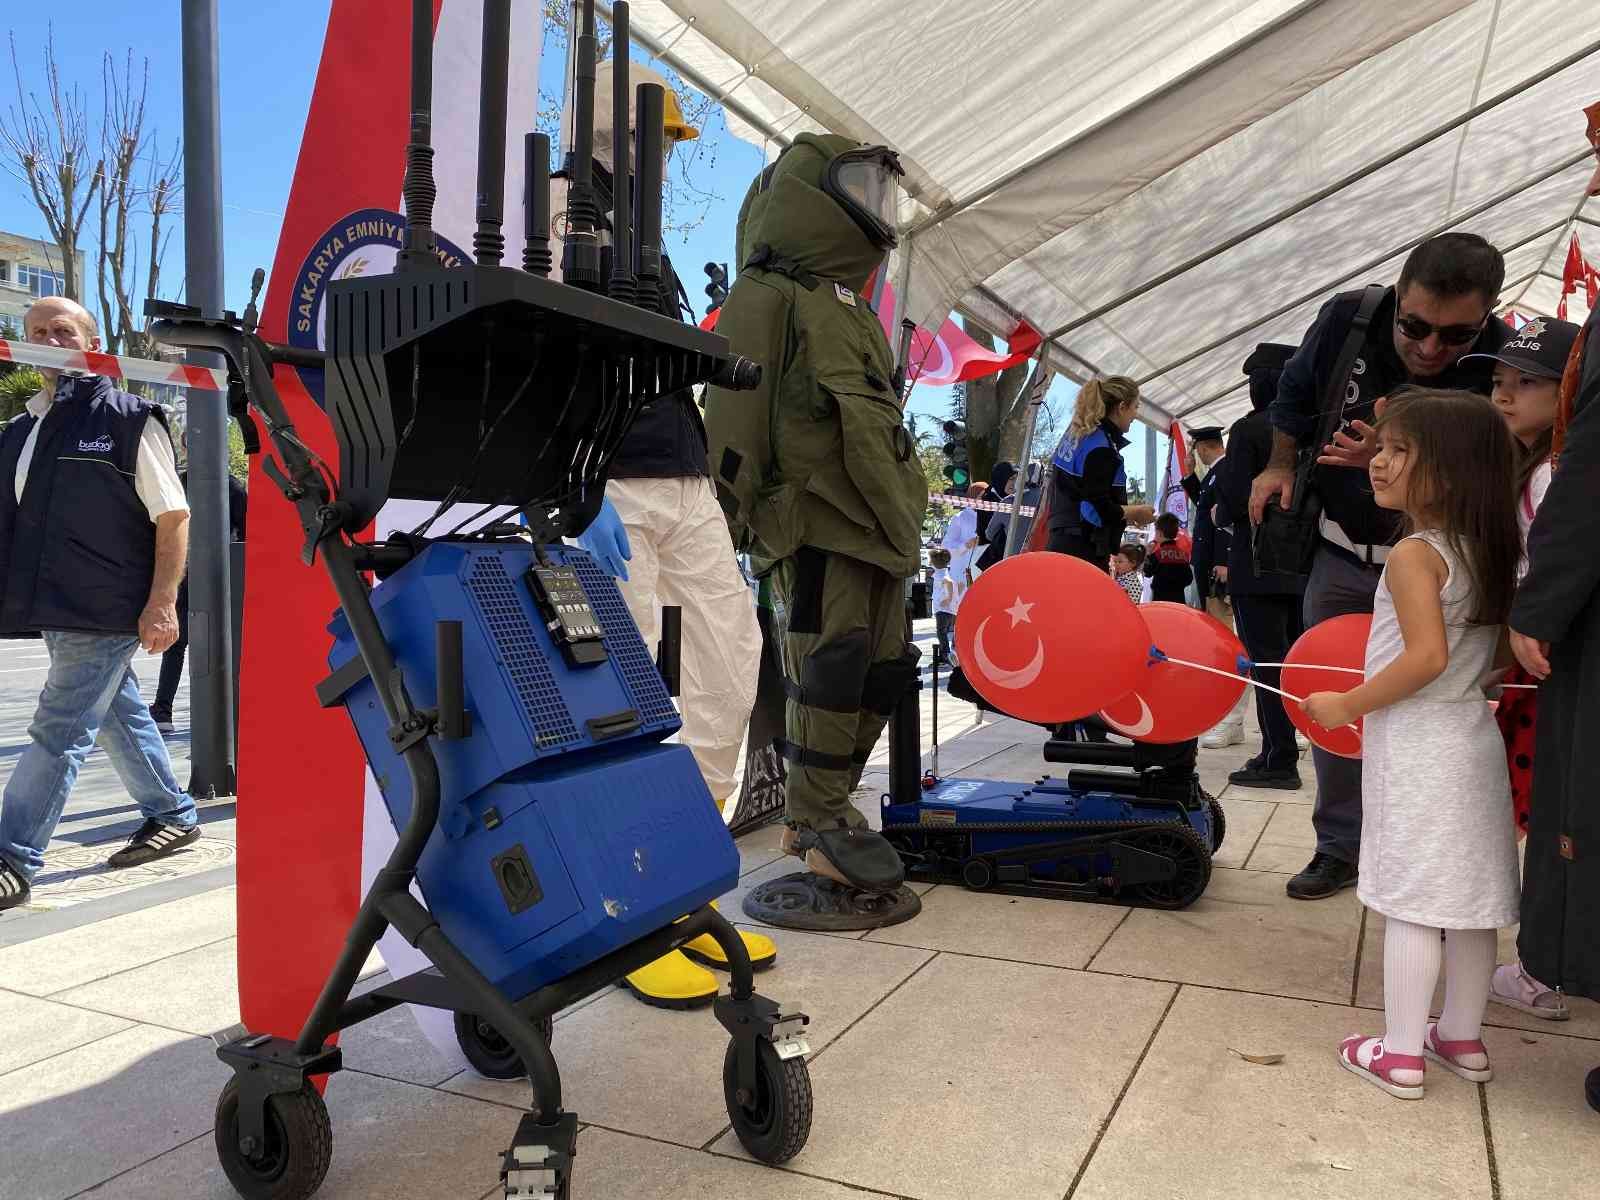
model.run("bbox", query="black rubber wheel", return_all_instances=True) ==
[214,1077,332,1200]
[453,1012,554,1081]
[1130,824,1212,910]
[961,857,995,891]
[722,1037,813,1165]
[1207,795,1227,853]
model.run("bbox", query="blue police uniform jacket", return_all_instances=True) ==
[0,375,170,636]
[1050,418,1128,537]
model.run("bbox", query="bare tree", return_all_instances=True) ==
[960,317,1032,485]
[0,34,181,359]
[94,51,181,357]
[1,31,98,303]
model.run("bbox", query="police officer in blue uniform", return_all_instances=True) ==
[1046,377,1156,563]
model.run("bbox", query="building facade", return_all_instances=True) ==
[0,231,84,332]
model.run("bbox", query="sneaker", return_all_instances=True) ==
[1286,852,1358,900]
[1200,725,1245,749]
[1423,1023,1492,1083]
[1489,961,1569,1021]
[147,704,175,734]
[1586,1065,1599,1115]
[106,819,200,869]
[1295,732,1310,751]
[1227,764,1303,790]
[1338,1035,1424,1099]
[0,859,30,912]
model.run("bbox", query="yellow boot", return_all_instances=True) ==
[681,900,778,973]
[622,949,719,1010]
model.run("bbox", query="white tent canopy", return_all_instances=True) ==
[607,0,1600,431]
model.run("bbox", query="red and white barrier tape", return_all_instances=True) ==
[0,339,231,393]
[930,493,1038,516]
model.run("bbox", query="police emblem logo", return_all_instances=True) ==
[287,207,469,407]
[1518,317,1547,341]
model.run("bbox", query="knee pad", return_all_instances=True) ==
[787,630,869,713]
[860,645,921,716]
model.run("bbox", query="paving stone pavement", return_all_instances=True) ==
[2,633,1597,1199]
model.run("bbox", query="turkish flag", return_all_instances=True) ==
[873,278,1040,387]
[1558,234,1588,320]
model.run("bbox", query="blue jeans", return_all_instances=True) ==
[0,632,197,881]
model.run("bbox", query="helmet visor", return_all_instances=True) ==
[824,147,904,248]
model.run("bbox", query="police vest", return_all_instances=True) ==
[1051,422,1126,529]
[0,376,168,636]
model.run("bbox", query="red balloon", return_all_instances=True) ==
[954,552,1146,723]
[1282,613,1372,759]
[1099,602,1247,743]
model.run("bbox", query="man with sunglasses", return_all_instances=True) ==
[1248,232,1508,901]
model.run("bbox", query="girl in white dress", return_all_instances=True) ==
[1302,389,1522,1100]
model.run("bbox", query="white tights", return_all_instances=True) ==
[1381,918,1497,1081]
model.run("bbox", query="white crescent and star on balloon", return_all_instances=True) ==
[972,595,1044,690]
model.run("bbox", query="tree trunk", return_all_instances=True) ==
[961,316,1031,485]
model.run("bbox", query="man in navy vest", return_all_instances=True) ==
[0,297,199,912]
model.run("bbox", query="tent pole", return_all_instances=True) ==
[1002,357,1054,557]
[1134,148,1594,389]
[1042,39,1600,344]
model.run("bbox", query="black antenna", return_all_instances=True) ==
[606,2,636,304]
[562,0,603,291]
[397,0,437,270]
[632,81,664,313]
[474,0,512,266]
[523,132,552,276]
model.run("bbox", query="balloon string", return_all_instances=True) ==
[1158,653,1361,734]
[1250,661,1364,675]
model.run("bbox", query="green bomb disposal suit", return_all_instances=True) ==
[705,133,928,843]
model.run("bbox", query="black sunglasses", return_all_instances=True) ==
[1394,312,1486,347]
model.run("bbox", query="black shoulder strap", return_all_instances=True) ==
[1298,283,1385,492]
[743,243,819,291]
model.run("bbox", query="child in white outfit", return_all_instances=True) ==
[1302,389,1523,1100]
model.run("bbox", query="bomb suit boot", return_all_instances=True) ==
[705,133,927,930]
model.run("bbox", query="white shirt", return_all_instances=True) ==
[14,387,188,519]
[1516,460,1552,581]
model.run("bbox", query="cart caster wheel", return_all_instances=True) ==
[454,1012,554,1081]
[723,1038,812,1165]
[1206,795,1226,853]
[961,858,994,891]
[215,1076,332,1200]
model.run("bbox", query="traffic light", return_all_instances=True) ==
[941,419,969,490]
[704,262,730,314]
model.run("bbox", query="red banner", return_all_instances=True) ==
[237,0,538,1046]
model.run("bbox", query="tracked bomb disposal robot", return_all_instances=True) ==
[150,4,812,1198]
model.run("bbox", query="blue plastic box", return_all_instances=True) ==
[327,542,739,999]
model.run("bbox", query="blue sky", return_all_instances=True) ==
[1,3,1151,485]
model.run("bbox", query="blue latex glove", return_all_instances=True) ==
[577,497,632,580]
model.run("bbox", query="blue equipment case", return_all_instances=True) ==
[881,770,1220,909]
[326,542,739,1000]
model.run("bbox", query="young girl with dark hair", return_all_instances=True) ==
[1302,389,1523,1100]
